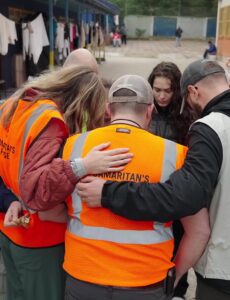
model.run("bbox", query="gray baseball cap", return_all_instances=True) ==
[109,74,153,104]
[180,59,225,97]
[179,59,225,114]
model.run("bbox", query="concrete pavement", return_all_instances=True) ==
[98,39,222,81]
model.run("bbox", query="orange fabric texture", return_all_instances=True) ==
[0,99,63,195]
[63,124,187,286]
[0,98,66,247]
[1,211,66,248]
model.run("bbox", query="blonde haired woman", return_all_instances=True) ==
[0,65,131,300]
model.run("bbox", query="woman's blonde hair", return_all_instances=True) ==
[2,65,106,134]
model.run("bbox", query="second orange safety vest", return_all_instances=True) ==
[0,98,67,248]
[63,124,188,287]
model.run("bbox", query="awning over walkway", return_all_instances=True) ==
[38,0,119,15]
[85,0,119,15]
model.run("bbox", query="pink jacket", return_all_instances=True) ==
[19,91,78,211]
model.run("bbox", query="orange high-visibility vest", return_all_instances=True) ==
[63,124,188,287]
[0,98,67,248]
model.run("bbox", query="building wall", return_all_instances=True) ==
[206,18,217,37]
[0,0,114,88]
[221,0,230,7]
[0,0,74,88]
[125,15,216,40]
[125,15,153,38]
[177,17,207,39]
[217,1,230,59]
[0,0,49,88]
[154,17,177,36]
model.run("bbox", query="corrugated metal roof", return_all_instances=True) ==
[51,0,119,15]
[92,0,119,14]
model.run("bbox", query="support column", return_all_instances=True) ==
[65,0,69,23]
[105,14,109,34]
[215,0,222,49]
[49,0,54,68]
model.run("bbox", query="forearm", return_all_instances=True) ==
[102,125,221,221]
[174,233,209,285]
[174,208,210,285]
[102,172,207,222]
[20,153,78,211]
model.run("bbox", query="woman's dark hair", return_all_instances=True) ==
[148,61,194,144]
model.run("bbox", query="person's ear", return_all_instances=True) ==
[147,104,154,119]
[106,103,112,118]
[187,85,194,94]
[187,85,198,100]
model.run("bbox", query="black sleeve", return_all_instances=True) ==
[101,123,222,222]
[0,178,19,212]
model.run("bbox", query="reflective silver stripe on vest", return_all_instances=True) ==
[18,104,58,181]
[68,217,173,244]
[0,98,14,119]
[160,139,177,182]
[67,132,174,245]
[0,104,4,118]
[70,132,89,217]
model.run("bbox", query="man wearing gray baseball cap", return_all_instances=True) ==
[180,58,225,114]
[77,59,230,300]
[64,74,209,300]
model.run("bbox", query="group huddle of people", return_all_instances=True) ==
[0,47,230,300]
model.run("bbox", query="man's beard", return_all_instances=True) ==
[191,102,202,118]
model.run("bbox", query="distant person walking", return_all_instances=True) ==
[120,24,127,45]
[203,40,217,59]
[175,26,183,47]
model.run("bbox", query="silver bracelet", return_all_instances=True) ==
[70,158,87,179]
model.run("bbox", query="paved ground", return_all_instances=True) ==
[98,39,207,300]
[98,39,213,82]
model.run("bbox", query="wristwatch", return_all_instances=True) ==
[70,158,87,178]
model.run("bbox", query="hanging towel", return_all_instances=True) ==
[0,13,18,55]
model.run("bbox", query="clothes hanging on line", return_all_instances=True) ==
[0,13,18,55]
[22,13,49,64]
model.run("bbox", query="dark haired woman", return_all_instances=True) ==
[148,61,194,300]
[148,61,192,145]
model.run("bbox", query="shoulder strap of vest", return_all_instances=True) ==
[69,132,90,160]
[194,112,230,136]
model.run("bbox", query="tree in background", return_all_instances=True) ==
[110,0,218,18]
